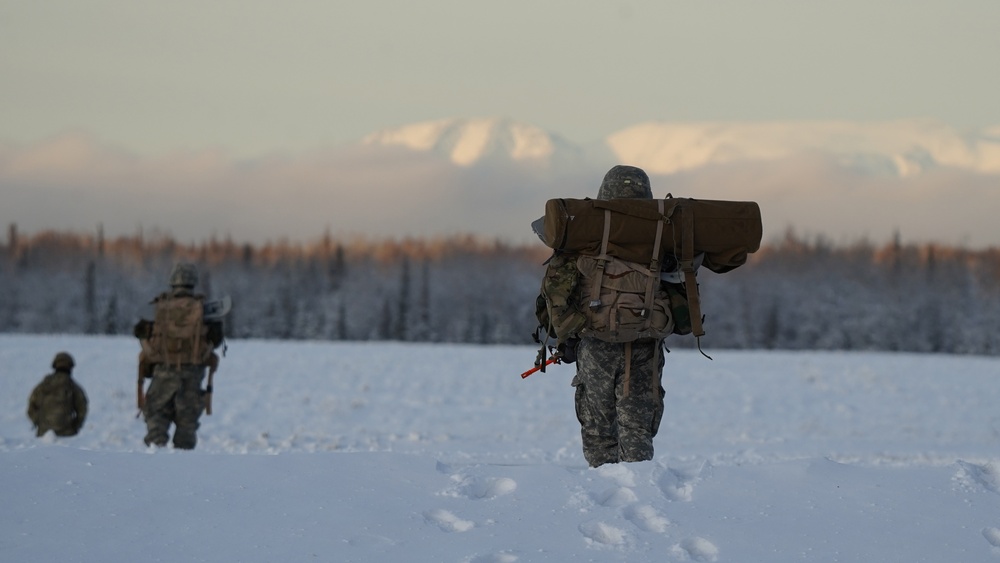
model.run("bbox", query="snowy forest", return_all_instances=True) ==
[1,223,998,356]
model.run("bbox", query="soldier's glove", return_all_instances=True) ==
[557,337,580,364]
[133,319,153,339]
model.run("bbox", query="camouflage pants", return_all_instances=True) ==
[572,338,665,468]
[143,365,206,449]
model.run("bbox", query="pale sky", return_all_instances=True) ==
[3,0,999,158]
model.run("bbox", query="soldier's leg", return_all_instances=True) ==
[171,368,205,450]
[143,372,180,447]
[575,339,623,467]
[617,340,665,463]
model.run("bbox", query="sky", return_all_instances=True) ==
[3,334,1000,561]
[3,0,1000,157]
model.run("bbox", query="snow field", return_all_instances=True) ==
[2,334,999,562]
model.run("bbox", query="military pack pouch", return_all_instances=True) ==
[575,255,673,343]
[537,253,587,344]
[663,282,692,336]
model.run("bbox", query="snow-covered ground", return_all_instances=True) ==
[2,334,999,562]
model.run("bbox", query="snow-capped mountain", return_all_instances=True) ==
[5,118,999,249]
[362,117,1000,178]
[361,117,586,167]
[607,119,1000,177]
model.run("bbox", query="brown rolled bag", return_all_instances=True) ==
[535,195,762,340]
[537,196,762,274]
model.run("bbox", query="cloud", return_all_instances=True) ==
[1,133,997,249]
[0,133,583,244]
[659,156,1000,247]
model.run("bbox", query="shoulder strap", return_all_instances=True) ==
[586,201,669,340]
[586,209,613,311]
[677,203,712,358]
[641,200,666,326]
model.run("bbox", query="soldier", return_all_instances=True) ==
[27,352,89,437]
[140,262,223,449]
[571,165,666,467]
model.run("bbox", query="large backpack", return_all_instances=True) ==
[535,195,762,349]
[149,293,212,366]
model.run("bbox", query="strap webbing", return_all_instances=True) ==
[641,200,665,329]
[588,209,612,311]
[680,204,705,337]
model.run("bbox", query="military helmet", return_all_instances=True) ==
[596,165,652,200]
[169,262,199,288]
[52,351,75,370]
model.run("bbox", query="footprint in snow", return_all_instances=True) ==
[624,504,671,533]
[670,536,719,562]
[596,486,639,507]
[579,519,628,547]
[459,476,518,500]
[345,533,396,549]
[423,509,474,532]
[658,461,709,502]
[465,552,519,563]
[594,463,637,487]
[435,462,517,500]
[983,527,1000,552]
[956,461,1000,494]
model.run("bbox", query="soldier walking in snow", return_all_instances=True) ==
[137,262,224,450]
[569,166,667,467]
[532,162,760,466]
[27,351,89,437]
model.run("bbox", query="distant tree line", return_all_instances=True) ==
[2,223,998,356]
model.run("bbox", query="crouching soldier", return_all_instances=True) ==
[27,352,89,437]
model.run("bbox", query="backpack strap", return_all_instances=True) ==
[677,203,713,359]
[589,202,667,338]
[679,202,704,337]
[192,305,203,365]
[641,200,666,327]
[587,209,613,311]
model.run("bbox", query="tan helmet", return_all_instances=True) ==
[52,351,75,370]
[169,262,199,288]
[596,165,652,200]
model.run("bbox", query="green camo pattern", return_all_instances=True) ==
[597,165,653,200]
[537,252,587,345]
[572,338,665,467]
[143,364,206,449]
[26,371,88,437]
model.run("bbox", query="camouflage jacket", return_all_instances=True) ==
[27,371,88,437]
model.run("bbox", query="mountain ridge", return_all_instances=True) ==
[362,117,1000,177]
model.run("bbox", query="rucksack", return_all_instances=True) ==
[534,195,761,350]
[536,199,674,347]
[149,293,212,366]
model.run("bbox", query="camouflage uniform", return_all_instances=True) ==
[27,352,88,437]
[143,363,206,449]
[142,263,217,450]
[571,165,666,467]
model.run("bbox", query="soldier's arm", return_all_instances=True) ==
[206,320,224,349]
[138,351,155,381]
[26,387,41,426]
[74,384,88,429]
